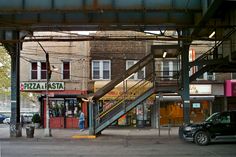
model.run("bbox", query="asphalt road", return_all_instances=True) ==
[0,136,236,157]
[0,133,236,157]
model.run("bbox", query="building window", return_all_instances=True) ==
[126,60,145,80]
[31,62,38,80]
[40,62,47,80]
[92,60,111,80]
[161,59,179,80]
[232,73,236,79]
[31,62,47,80]
[163,61,169,79]
[63,61,70,80]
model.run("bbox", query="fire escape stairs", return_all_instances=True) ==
[93,52,156,134]
[189,49,236,82]
[93,52,154,100]
[94,87,154,134]
[189,28,236,82]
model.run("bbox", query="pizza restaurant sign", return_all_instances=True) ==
[20,82,65,91]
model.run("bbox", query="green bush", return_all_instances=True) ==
[32,113,41,123]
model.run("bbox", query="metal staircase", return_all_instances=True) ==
[92,46,183,134]
[92,53,155,134]
[95,86,154,134]
[190,28,236,82]
[93,52,154,100]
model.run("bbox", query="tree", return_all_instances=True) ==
[0,46,11,93]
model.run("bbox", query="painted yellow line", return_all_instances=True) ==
[72,135,96,139]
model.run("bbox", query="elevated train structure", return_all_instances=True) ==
[0,0,236,136]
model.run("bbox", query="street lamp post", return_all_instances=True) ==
[44,53,52,137]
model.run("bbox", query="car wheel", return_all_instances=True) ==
[194,131,210,146]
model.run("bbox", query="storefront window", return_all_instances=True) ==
[65,99,78,117]
[135,102,151,127]
[49,99,79,118]
[49,100,65,117]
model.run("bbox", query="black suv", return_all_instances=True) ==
[179,110,236,145]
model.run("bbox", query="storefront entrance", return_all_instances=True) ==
[113,100,152,128]
[156,95,214,126]
[42,96,88,129]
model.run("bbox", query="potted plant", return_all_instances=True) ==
[32,113,41,128]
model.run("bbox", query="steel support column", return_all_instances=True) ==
[181,30,191,124]
[8,31,22,137]
[89,101,95,135]
[151,99,157,129]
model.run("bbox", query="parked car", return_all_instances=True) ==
[2,113,33,125]
[0,114,8,123]
[179,110,236,146]
[3,117,10,124]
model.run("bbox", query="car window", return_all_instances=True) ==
[230,112,236,123]
[219,113,231,124]
[205,112,220,122]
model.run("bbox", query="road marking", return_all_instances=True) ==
[72,135,96,139]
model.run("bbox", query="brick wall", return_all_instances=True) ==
[20,32,90,91]
[90,31,153,80]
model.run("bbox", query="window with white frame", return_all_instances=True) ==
[62,61,70,80]
[232,73,236,79]
[31,62,47,80]
[126,60,145,80]
[160,59,179,80]
[92,60,111,80]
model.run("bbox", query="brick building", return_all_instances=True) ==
[20,31,90,128]
[90,31,236,127]
[19,31,236,129]
[90,31,154,127]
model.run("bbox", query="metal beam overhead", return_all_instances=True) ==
[191,0,224,38]
[0,0,202,31]
[0,0,202,12]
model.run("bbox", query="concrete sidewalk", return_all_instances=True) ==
[0,124,179,140]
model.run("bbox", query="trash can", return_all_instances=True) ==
[26,126,35,138]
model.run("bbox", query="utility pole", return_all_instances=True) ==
[44,53,52,137]
[30,33,52,136]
